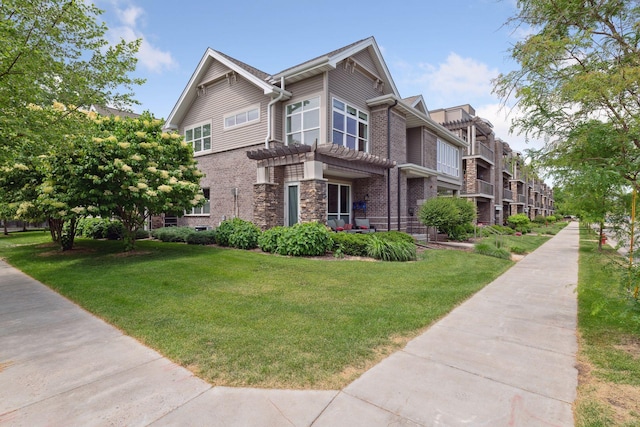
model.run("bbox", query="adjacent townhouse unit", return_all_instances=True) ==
[430,105,555,225]
[162,37,467,232]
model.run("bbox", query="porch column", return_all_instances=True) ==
[299,179,327,224]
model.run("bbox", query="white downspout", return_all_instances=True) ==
[265,77,286,148]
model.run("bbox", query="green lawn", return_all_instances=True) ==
[574,226,640,426]
[0,232,513,389]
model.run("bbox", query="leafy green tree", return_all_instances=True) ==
[419,197,476,241]
[494,0,640,189]
[65,111,204,251]
[0,0,142,239]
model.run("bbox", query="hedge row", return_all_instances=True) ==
[151,219,417,261]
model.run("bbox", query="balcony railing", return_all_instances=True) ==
[476,142,494,162]
[503,188,513,200]
[461,179,494,196]
[518,194,526,203]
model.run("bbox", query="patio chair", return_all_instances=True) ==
[354,218,375,233]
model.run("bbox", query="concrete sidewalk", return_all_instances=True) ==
[0,222,579,426]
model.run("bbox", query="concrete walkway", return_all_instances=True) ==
[0,222,580,426]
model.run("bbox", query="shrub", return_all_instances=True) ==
[186,230,217,245]
[215,218,261,249]
[135,229,150,240]
[331,232,370,256]
[276,222,333,256]
[376,230,415,244]
[533,215,547,224]
[419,196,476,239]
[76,217,126,240]
[258,226,285,253]
[366,236,416,262]
[474,241,512,259]
[546,215,556,223]
[105,221,124,240]
[152,226,195,243]
[507,213,532,233]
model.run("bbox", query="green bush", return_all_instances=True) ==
[76,217,125,240]
[276,222,333,256]
[215,218,261,249]
[186,230,217,245]
[376,230,415,244]
[507,213,532,233]
[366,236,416,262]
[258,226,285,253]
[331,232,370,256]
[474,241,512,259]
[533,214,547,224]
[135,229,150,240]
[105,221,124,240]
[419,196,476,239]
[152,226,195,243]
[478,224,515,237]
[546,215,556,223]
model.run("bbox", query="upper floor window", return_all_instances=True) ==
[224,105,260,129]
[286,97,320,145]
[332,98,368,152]
[185,122,211,154]
[437,139,459,178]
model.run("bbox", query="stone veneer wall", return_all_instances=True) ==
[299,179,327,223]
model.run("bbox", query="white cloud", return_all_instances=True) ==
[399,53,499,100]
[103,1,177,73]
[475,102,545,155]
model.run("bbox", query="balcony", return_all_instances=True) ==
[518,194,526,204]
[461,179,494,196]
[503,188,513,200]
[465,141,494,164]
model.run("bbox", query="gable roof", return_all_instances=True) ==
[402,95,429,116]
[270,36,399,98]
[165,37,400,130]
[165,48,290,129]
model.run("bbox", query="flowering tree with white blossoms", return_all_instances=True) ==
[65,110,204,251]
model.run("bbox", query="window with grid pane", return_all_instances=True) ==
[185,123,211,154]
[332,98,368,152]
[285,97,320,145]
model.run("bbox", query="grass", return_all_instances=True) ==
[574,225,640,426]
[0,232,512,389]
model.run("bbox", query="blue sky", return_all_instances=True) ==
[94,0,538,153]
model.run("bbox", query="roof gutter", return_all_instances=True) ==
[265,77,287,148]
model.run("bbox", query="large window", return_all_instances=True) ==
[224,105,260,129]
[286,97,320,145]
[185,122,211,154]
[332,98,368,152]
[187,188,210,215]
[327,183,350,222]
[437,139,460,178]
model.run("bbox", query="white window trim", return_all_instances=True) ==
[331,97,369,152]
[284,96,321,146]
[285,182,300,226]
[223,103,261,131]
[327,182,351,223]
[185,120,212,156]
[185,188,211,216]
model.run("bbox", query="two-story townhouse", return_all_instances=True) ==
[430,105,497,225]
[162,37,466,232]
